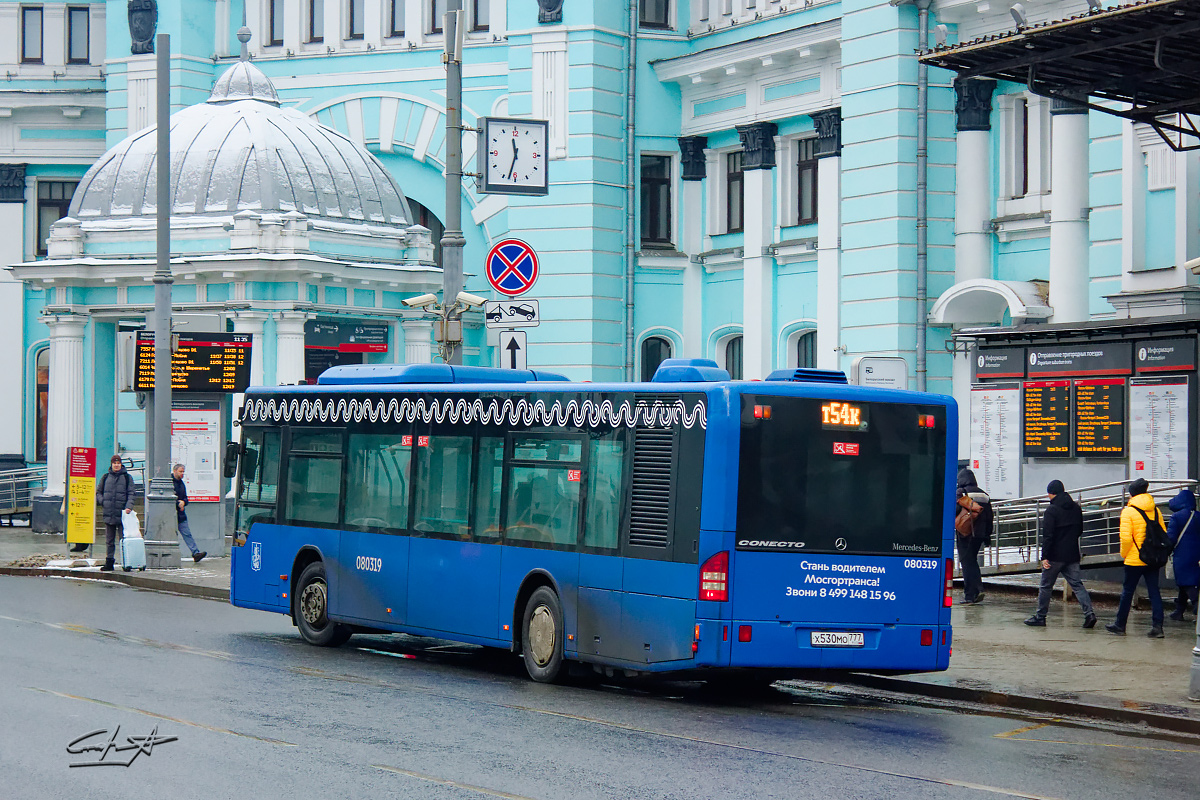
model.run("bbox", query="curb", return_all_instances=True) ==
[843,673,1200,736]
[0,566,229,602]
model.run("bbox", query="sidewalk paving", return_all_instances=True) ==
[3,528,1198,732]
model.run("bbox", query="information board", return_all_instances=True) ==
[1023,380,1071,457]
[64,447,96,545]
[970,383,1021,500]
[171,400,221,502]
[1129,376,1189,481]
[1073,379,1126,457]
[136,332,251,393]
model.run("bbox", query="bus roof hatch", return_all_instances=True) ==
[317,364,570,385]
[765,368,849,384]
[651,358,731,383]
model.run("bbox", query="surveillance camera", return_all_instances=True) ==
[1010,3,1028,28]
[455,291,488,309]
[402,293,439,309]
[934,24,948,47]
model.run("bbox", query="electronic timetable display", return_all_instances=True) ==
[135,331,252,393]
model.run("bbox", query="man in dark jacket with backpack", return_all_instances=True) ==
[1024,480,1096,628]
[956,468,992,604]
[95,455,134,572]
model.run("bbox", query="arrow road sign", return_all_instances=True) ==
[484,299,540,329]
[486,239,539,297]
[500,330,527,370]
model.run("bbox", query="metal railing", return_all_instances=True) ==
[965,479,1197,576]
[0,467,47,520]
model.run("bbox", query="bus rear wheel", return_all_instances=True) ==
[294,562,352,647]
[521,587,563,683]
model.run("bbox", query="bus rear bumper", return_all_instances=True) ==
[717,619,951,672]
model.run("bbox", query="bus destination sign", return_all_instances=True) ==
[821,401,869,431]
[135,332,252,393]
[1023,380,1071,457]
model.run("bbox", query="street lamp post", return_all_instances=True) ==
[440,1,467,365]
[144,32,180,567]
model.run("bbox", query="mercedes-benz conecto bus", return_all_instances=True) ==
[227,359,956,682]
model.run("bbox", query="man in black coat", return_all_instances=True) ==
[95,455,135,572]
[1025,480,1096,628]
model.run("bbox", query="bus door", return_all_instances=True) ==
[731,396,950,668]
[337,431,413,625]
[406,428,503,641]
[499,432,585,648]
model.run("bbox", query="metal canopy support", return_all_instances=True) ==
[922,0,1200,150]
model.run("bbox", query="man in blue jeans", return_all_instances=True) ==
[1107,478,1165,638]
[172,464,207,563]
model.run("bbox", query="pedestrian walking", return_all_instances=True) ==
[172,464,207,563]
[1024,480,1096,628]
[1166,488,1199,621]
[1107,478,1167,638]
[955,468,992,604]
[95,455,134,572]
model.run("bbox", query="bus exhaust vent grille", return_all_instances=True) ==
[628,427,675,549]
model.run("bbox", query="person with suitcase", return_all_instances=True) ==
[173,464,207,563]
[96,455,134,572]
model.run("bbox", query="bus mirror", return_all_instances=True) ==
[223,441,240,480]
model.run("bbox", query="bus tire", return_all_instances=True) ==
[521,586,563,683]
[294,561,352,647]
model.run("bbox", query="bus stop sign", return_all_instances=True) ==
[486,239,539,297]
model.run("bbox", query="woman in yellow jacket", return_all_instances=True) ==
[1106,478,1166,637]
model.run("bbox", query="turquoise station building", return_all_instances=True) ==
[2,0,1198,529]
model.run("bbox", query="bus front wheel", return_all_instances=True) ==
[521,587,563,683]
[294,562,352,647]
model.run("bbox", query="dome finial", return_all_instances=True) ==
[209,60,280,105]
[237,5,251,62]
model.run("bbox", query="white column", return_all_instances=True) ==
[816,153,841,369]
[230,311,268,427]
[274,312,310,386]
[742,164,774,379]
[0,200,25,456]
[952,344,972,457]
[402,320,434,364]
[44,316,87,496]
[1048,102,1090,323]
[955,130,993,281]
[681,180,704,358]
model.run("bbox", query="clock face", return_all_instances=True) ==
[480,118,549,195]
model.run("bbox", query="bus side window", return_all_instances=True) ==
[345,433,412,532]
[584,435,623,551]
[414,435,473,537]
[241,428,280,504]
[285,455,343,526]
[473,437,504,540]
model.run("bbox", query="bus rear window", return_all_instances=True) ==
[736,395,946,556]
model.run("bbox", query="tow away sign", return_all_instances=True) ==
[484,300,540,329]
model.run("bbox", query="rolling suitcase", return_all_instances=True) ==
[121,535,146,572]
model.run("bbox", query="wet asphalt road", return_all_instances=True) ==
[2,576,1198,800]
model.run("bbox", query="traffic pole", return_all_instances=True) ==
[441,1,466,365]
[144,32,180,568]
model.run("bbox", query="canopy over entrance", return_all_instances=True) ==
[921,0,1200,150]
[929,279,1052,326]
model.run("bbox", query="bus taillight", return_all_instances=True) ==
[944,558,954,607]
[699,551,729,602]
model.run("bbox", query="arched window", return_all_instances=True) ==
[35,349,49,461]
[725,335,743,380]
[795,330,816,369]
[407,199,445,267]
[640,336,672,382]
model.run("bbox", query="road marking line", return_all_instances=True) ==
[373,765,538,800]
[1002,735,1200,753]
[996,723,1050,739]
[27,688,297,747]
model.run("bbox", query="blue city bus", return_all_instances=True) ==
[228,359,956,683]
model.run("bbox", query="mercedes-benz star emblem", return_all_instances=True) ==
[835,538,848,551]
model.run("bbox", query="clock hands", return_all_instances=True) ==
[507,138,519,181]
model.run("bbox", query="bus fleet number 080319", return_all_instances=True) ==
[356,556,382,572]
[904,559,940,570]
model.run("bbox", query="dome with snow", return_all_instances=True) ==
[69,61,411,227]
